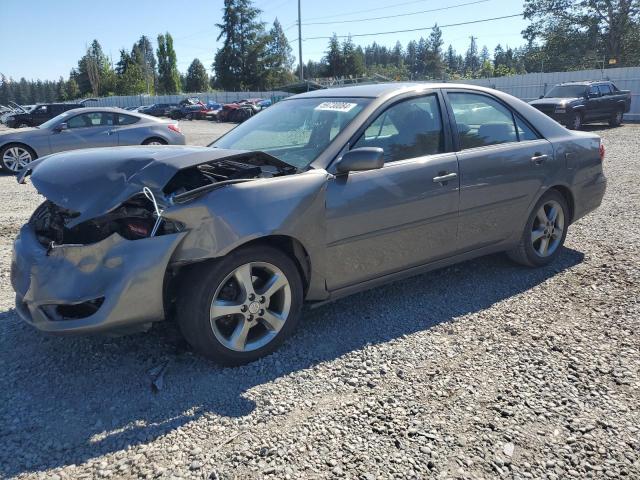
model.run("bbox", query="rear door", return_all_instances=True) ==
[49,111,118,153]
[324,92,460,290]
[585,85,605,120]
[597,84,614,117]
[443,89,556,251]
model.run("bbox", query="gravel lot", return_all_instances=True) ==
[0,121,638,480]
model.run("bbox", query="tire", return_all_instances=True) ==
[17,123,30,128]
[176,245,304,365]
[142,137,167,146]
[507,190,569,267]
[567,111,582,130]
[0,143,37,173]
[609,109,623,127]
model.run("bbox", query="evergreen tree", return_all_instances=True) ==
[213,0,268,90]
[342,37,365,77]
[133,35,157,94]
[157,32,181,93]
[464,36,480,76]
[425,24,444,79]
[405,40,418,78]
[77,40,111,96]
[185,58,209,92]
[325,34,343,77]
[264,18,295,88]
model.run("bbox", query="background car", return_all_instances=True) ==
[529,80,631,129]
[138,103,178,117]
[4,100,97,128]
[0,107,185,172]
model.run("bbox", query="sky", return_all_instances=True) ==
[0,0,529,81]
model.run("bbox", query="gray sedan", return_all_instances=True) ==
[11,83,606,365]
[0,107,185,172]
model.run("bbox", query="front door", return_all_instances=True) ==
[325,93,460,290]
[50,111,118,153]
[444,90,556,251]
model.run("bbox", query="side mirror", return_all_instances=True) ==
[54,122,68,132]
[539,95,544,99]
[335,147,384,174]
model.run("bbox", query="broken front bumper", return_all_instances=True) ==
[11,224,185,334]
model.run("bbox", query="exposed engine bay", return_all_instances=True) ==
[29,153,297,249]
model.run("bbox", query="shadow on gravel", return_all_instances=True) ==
[1,247,584,476]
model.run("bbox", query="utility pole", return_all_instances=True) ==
[298,0,303,81]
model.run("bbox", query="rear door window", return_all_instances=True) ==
[117,114,139,125]
[448,92,518,149]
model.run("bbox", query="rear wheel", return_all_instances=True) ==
[609,109,623,127]
[0,144,36,173]
[142,137,167,146]
[507,190,569,267]
[177,245,303,365]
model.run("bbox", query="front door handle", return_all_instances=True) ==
[432,172,458,184]
[531,153,548,165]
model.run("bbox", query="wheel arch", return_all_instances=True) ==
[141,136,168,145]
[548,184,575,224]
[165,234,313,316]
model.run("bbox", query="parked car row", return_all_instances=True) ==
[127,97,271,123]
[529,80,631,129]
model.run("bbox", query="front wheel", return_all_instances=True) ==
[177,246,303,365]
[507,190,569,267]
[567,112,582,130]
[142,137,167,146]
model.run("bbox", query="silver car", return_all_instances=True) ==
[11,83,606,365]
[0,107,185,172]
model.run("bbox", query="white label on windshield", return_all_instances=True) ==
[315,102,357,112]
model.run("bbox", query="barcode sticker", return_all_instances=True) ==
[315,102,358,112]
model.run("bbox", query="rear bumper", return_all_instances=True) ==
[11,224,185,334]
[573,173,607,223]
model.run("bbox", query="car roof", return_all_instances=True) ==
[289,82,501,99]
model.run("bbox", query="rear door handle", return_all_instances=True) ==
[432,172,458,184]
[531,154,548,165]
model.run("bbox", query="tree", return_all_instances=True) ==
[115,49,147,94]
[185,58,209,92]
[342,37,365,77]
[424,24,444,79]
[76,40,112,96]
[523,0,640,67]
[264,18,295,88]
[133,35,157,94]
[464,36,480,76]
[405,40,418,78]
[157,32,181,93]
[325,34,343,77]
[213,0,268,90]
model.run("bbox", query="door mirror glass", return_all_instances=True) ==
[54,122,68,132]
[336,147,384,174]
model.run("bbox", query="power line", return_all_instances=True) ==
[305,0,438,21]
[302,0,490,25]
[301,12,525,41]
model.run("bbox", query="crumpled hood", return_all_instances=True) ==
[26,145,255,227]
[530,97,581,106]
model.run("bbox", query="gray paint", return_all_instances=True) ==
[0,107,185,159]
[11,83,606,335]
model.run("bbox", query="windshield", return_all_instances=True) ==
[38,110,73,129]
[212,97,370,169]
[544,85,586,98]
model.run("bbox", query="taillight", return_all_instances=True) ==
[599,141,605,162]
[168,123,181,134]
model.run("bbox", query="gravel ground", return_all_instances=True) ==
[0,121,638,480]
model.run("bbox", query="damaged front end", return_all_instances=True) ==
[11,146,302,334]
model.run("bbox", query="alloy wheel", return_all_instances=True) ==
[2,146,33,172]
[531,200,565,257]
[572,114,581,130]
[210,262,292,352]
